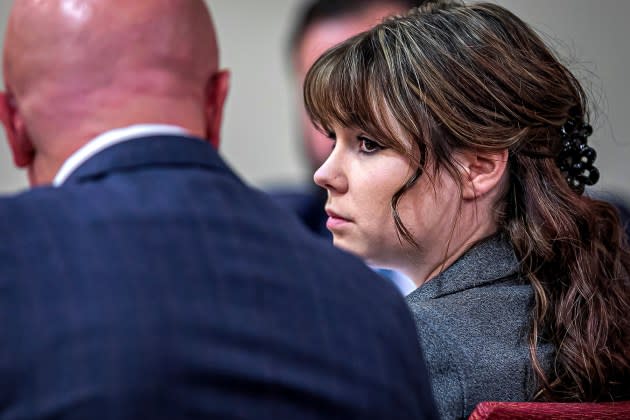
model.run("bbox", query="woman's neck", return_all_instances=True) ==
[405,218,499,287]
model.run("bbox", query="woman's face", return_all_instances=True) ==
[313,124,464,279]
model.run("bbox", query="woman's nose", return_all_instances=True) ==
[314,152,348,194]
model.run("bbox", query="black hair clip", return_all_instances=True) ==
[556,116,599,195]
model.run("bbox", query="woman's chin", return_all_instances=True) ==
[332,237,380,264]
[333,237,363,256]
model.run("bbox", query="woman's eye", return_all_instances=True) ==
[359,136,383,153]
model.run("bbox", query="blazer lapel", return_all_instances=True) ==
[407,235,520,302]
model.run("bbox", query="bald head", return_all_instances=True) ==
[1,0,229,185]
[7,0,217,87]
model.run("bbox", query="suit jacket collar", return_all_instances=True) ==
[63,135,231,185]
[407,234,520,302]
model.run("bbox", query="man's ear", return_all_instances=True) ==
[0,91,34,167]
[204,69,230,149]
[455,148,509,200]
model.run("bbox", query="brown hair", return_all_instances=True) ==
[304,0,630,401]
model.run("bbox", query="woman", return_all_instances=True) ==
[303,0,630,418]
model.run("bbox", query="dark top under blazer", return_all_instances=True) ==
[406,235,553,420]
[0,135,437,420]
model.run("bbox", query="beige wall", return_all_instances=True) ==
[496,0,630,200]
[0,0,628,199]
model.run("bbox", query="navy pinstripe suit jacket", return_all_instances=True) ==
[0,135,436,420]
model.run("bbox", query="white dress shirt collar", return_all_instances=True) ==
[53,124,189,187]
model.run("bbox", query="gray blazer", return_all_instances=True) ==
[406,235,553,419]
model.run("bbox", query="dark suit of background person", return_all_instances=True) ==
[0,131,436,420]
[0,1,437,419]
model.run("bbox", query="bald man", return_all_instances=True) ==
[0,1,436,419]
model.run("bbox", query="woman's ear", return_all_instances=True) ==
[455,149,509,200]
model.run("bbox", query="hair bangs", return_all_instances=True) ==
[303,35,405,150]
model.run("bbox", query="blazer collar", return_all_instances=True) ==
[407,234,520,302]
[63,135,231,185]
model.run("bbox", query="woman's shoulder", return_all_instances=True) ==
[407,275,538,419]
[409,275,534,369]
[408,274,534,366]
[407,235,531,338]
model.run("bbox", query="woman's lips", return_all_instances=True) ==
[326,209,351,230]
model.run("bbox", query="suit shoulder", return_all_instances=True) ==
[0,186,69,224]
